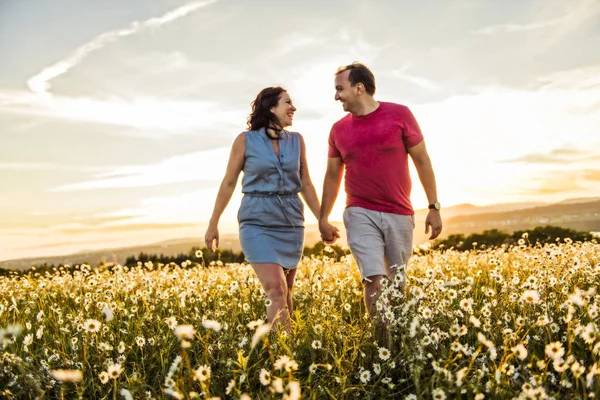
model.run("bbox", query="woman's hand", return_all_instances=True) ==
[204,224,219,251]
[319,219,340,244]
[204,133,245,252]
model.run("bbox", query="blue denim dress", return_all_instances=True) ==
[238,128,304,269]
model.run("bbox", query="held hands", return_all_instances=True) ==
[425,210,443,240]
[204,224,219,252]
[319,219,340,244]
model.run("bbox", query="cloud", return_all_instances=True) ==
[337,28,394,62]
[533,65,600,91]
[0,94,245,135]
[473,0,599,38]
[0,162,110,172]
[582,170,600,181]
[0,89,46,106]
[26,0,220,95]
[92,186,239,225]
[273,31,329,57]
[58,223,197,235]
[500,148,595,164]
[389,65,442,93]
[51,148,230,191]
[528,177,584,195]
[515,168,600,196]
[473,16,566,35]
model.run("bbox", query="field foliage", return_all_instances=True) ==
[1,238,599,399]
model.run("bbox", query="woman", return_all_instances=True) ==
[204,86,320,332]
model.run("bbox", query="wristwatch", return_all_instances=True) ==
[428,201,441,211]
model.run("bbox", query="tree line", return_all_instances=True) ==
[430,225,595,251]
[1,225,595,277]
[123,241,348,267]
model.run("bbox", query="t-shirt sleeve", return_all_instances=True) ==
[328,125,341,158]
[402,106,424,148]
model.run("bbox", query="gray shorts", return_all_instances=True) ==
[343,206,414,283]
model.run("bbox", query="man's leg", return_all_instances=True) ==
[364,274,386,317]
[344,208,391,345]
[383,214,414,290]
[381,213,415,351]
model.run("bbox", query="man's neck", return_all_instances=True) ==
[352,98,380,116]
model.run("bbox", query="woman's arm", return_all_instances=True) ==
[204,133,245,250]
[298,134,321,220]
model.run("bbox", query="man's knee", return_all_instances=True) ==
[363,275,386,293]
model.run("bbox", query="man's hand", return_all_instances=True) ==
[425,210,442,240]
[319,220,340,244]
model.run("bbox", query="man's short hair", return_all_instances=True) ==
[335,62,376,95]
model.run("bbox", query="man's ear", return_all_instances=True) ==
[356,82,364,95]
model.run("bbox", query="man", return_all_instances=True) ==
[319,62,442,322]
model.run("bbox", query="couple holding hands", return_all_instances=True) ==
[205,62,442,334]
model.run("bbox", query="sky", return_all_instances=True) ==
[1,0,600,260]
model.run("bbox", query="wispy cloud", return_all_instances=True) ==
[500,148,596,164]
[472,0,600,48]
[51,148,230,191]
[58,223,197,235]
[473,16,566,35]
[390,65,441,93]
[26,0,220,95]
[583,170,600,181]
[533,65,600,91]
[273,31,328,57]
[1,94,244,135]
[528,178,584,195]
[337,28,394,62]
[0,88,44,106]
[92,187,238,226]
[0,162,110,172]
[516,168,600,196]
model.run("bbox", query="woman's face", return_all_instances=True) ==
[270,91,296,129]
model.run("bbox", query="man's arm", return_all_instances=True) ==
[319,157,344,243]
[407,141,442,240]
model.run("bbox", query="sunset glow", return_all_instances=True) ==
[1,0,599,260]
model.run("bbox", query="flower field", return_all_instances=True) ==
[1,238,599,399]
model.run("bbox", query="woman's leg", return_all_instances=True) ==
[284,268,297,318]
[251,263,290,331]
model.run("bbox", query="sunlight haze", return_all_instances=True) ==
[1,0,599,260]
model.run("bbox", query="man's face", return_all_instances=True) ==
[334,70,359,112]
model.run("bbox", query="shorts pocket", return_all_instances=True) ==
[343,207,354,227]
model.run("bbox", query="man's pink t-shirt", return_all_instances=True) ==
[328,102,424,215]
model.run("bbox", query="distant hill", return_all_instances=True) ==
[0,228,328,271]
[0,238,208,272]
[2,197,599,271]
[414,201,545,220]
[439,199,600,236]
[557,196,600,205]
